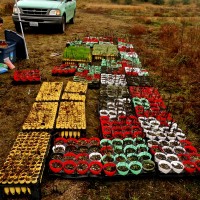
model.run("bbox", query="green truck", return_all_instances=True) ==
[12,0,76,33]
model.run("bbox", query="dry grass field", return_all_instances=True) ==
[0,0,200,199]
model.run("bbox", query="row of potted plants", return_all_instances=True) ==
[13,69,41,83]
[52,64,77,76]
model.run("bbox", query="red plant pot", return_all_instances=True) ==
[150,145,163,155]
[89,161,103,175]
[89,137,100,146]
[76,153,89,161]
[123,131,132,138]
[113,131,123,139]
[133,131,144,138]
[100,116,110,121]
[77,138,89,146]
[54,137,67,145]
[195,160,200,172]
[102,131,113,139]
[100,146,113,155]
[189,153,200,162]
[63,160,77,175]
[49,159,63,173]
[179,140,192,147]
[184,146,197,154]
[178,154,191,162]
[102,126,112,134]
[66,138,77,146]
[103,162,117,176]
[63,152,77,161]
[76,161,89,175]
[182,161,196,173]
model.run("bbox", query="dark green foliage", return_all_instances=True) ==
[125,0,133,4]
[151,0,165,5]
[182,0,190,4]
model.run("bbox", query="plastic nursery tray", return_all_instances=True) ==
[0,132,51,200]
[22,102,59,131]
[35,82,63,102]
[13,69,41,84]
[64,81,88,94]
[55,101,86,131]
[52,64,77,76]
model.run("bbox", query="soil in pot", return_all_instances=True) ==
[143,161,155,171]
[90,164,101,172]
[174,147,185,154]
[66,145,77,153]
[76,153,88,161]
[127,154,138,162]
[130,164,141,171]
[90,154,102,161]
[78,139,88,146]
[64,164,75,170]
[159,140,169,147]
[104,165,116,172]
[78,146,88,153]
[123,140,133,146]
[77,163,88,172]
[54,146,65,154]
[115,155,126,162]
[117,166,129,172]
[167,155,178,162]
[155,153,166,161]
[51,153,63,160]
[160,163,171,170]
[89,145,100,153]
[172,162,184,170]
[103,155,114,163]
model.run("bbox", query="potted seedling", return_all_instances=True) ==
[184,146,197,154]
[89,152,102,162]
[158,160,172,174]
[169,140,180,148]
[154,152,167,163]
[89,137,100,146]
[76,161,89,175]
[124,145,136,154]
[142,160,155,172]
[102,154,114,164]
[66,138,77,146]
[182,161,196,174]
[78,145,88,153]
[138,152,152,161]
[63,160,76,175]
[127,153,138,162]
[166,154,179,162]
[76,153,89,161]
[89,161,103,175]
[171,161,184,174]
[52,145,65,154]
[103,162,117,176]
[49,159,63,173]
[77,138,89,146]
[116,162,129,176]
[129,161,142,175]
[63,152,77,161]
[50,153,63,160]
[100,139,112,147]
[114,154,127,163]
[178,154,190,162]
[162,146,173,154]
[112,138,123,147]
[89,145,100,153]
[173,146,186,154]
[54,137,67,145]
[114,145,123,154]
[137,144,148,154]
[123,138,134,146]
[147,140,159,148]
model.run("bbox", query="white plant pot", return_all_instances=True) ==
[171,161,184,174]
[155,152,167,163]
[158,160,172,174]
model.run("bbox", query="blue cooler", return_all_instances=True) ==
[0,40,16,63]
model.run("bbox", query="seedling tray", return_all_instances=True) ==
[52,64,77,76]
[13,69,41,84]
[55,101,86,130]
[126,76,153,87]
[22,102,59,131]
[64,81,88,94]
[35,82,63,102]
[0,132,51,200]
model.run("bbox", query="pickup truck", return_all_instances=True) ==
[12,0,76,33]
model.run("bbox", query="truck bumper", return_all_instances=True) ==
[12,14,63,26]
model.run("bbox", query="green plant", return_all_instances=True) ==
[125,0,133,4]
[151,0,165,4]
[182,0,190,4]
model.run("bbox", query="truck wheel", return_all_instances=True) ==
[69,10,76,24]
[58,16,66,33]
